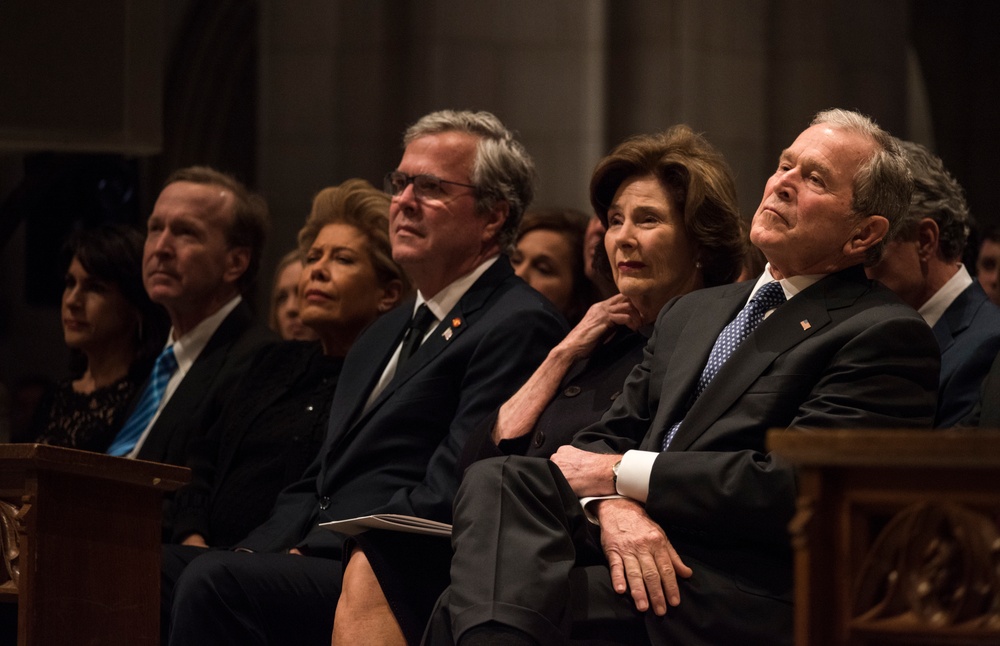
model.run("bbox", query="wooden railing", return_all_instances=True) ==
[769,429,1000,646]
[0,443,189,646]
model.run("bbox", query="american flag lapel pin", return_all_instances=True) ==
[800,319,811,331]
[443,317,462,341]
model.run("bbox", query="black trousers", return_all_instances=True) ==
[422,456,644,646]
[163,545,342,646]
[421,456,791,646]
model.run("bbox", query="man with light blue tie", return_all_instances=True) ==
[106,166,275,466]
[426,109,942,646]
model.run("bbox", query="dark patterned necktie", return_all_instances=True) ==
[398,304,437,367]
[662,281,786,449]
[107,345,178,457]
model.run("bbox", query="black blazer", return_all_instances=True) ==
[171,341,342,546]
[574,266,940,646]
[134,301,277,467]
[239,258,567,557]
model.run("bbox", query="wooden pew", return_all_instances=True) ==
[769,429,1000,646]
[0,443,189,646]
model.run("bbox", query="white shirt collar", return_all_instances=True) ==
[748,263,826,304]
[919,264,972,328]
[413,256,499,325]
[168,295,242,375]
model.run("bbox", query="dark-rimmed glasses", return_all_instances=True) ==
[383,171,479,202]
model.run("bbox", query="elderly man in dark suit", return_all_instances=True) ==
[425,109,941,646]
[867,139,1000,427]
[105,166,276,466]
[164,110,566,646]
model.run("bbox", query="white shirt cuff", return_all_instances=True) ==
[616,449,658,503]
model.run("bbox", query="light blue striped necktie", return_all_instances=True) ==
[662,281,786,450]
[106,345,178,457]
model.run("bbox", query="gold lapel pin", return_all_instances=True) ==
[800,320,811,331]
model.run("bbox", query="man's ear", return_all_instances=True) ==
[377,279,404,313]
[224,247,251,283]
[916,218,940,260]
[481,201,509,243]
[845,215,890,258]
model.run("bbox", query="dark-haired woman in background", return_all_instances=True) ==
[511,208,599,325]
[33,224,169,451]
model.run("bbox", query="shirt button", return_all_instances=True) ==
[319,496,331,510]
[533,431,545,448]
[563,386,581,397]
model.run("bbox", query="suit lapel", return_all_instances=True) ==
[332,303,412,435]
[139,302,253,461]
[324,258,513,455]
[668,266,870,452]
[931,283,979,353]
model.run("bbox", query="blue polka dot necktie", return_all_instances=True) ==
[662,281,786,450]
[106,345,178,457]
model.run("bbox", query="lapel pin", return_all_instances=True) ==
[800,319,811,331]
[442,328,453,341]
[452,317,462,328]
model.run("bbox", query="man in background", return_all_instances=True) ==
[106,166,275,465]
[868,140,1000,427]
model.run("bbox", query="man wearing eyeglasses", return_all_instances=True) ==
[164,110,567,646]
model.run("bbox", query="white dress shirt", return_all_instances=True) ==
[127,295,242,458]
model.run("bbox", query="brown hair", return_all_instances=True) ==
[516,207,598,323]
[589,125,745,287]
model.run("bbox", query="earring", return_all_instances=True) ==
[695,260,702,269]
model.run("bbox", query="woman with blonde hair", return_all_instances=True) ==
[169,178,409,550]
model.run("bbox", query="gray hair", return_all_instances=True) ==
[404,110,536,252]
[810,109,913,265]
[891,139,971,262]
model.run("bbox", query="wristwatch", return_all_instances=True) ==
[612,459,621,488]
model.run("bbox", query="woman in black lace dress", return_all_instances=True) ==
[33,225,168,451]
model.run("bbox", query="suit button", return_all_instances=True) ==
[533,431,545,448]
[319,496,331,510]
[563,386,581,397]
[306,405,315,412]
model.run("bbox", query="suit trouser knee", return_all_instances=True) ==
[447,456,593,644]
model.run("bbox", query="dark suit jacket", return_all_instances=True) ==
[171,341,342,546]
[573,265,940,645]
[135,301,277,467]
[932,281,1000,427]
[240,258,567,557]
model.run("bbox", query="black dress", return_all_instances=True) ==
[358,326,648,644]
[33,361,150,452]
[170,341,343,547]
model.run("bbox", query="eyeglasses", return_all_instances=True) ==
[383,171,478,202]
